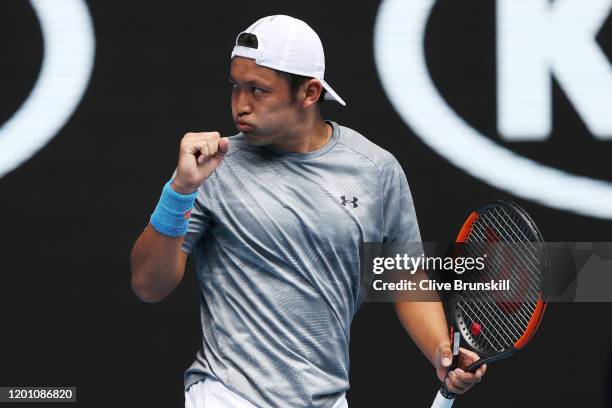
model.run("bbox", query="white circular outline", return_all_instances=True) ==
[0,0,95,178]
[374,0,612,219]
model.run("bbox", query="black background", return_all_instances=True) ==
[0,0,610,406]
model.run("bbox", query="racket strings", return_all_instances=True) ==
[458,295,535,352]
[456,251,533,347]
[487,210,542,284]
[460,256,537,337]
[469,222,541,302]
[479,209,543,293]
[469,219,541,304]
[458,298,523,351]
[455,206,545,354]
[457,302,510,351]
[457,274,533,352]
[457,293,535,353]
[484,209,541,275]
[462,239,535,326]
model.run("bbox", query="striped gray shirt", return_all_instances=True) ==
[181,121,421,407]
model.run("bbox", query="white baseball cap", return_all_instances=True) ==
[231,15,346,106]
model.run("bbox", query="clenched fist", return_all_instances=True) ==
[171,132,229,194]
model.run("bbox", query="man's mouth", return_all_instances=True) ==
[236,121,254,132]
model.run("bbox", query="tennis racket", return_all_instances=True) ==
[431,200,548,408]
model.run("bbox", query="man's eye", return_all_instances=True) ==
[252,87,265,94]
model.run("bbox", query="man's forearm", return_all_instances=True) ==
[130,224,187,302]
[394,300,449,365]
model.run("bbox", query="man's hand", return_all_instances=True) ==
[172,132,229,194]
[435,342,487,394]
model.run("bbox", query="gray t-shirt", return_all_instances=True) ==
[181,121,421,408]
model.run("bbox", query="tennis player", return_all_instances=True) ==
[130,15,486,408]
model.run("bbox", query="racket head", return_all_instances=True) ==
[448,201,548,363]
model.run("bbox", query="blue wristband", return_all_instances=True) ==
[150,180,197,237]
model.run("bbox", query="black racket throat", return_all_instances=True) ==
[462,349,515,372]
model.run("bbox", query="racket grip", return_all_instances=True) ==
[431,328,459,407]
[431,386,456,408]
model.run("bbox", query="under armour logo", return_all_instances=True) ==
[340,196,358,208]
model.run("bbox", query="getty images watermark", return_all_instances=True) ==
[358,242,612,302]
[371,252,510,292]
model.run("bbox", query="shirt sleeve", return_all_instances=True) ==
[382,159,422,244]
[181,191,212,255]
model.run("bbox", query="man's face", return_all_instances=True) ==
[230,57,300,146]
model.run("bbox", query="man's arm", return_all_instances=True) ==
[394,280,487,394]
[130,224,189,302]
[394,300,448,367]
[381,159,486,392]
[129,132,229,302]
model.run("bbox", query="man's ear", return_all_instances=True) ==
[301,79,324,108]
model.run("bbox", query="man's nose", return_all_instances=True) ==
[234,89,252,116]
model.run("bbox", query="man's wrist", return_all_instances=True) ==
[170,179,198,195]
[150,180,197,237]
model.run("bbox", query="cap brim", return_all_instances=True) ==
[319,79,346,106]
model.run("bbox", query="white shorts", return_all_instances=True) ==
[185,376,348,408]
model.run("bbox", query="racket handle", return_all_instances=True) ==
[431,329,460,407]
[431,386,456,408]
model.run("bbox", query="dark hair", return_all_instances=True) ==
[274,70,327,105]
